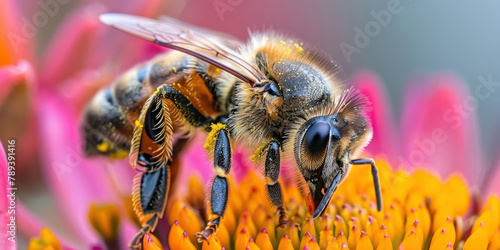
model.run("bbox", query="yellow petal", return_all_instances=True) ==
[143,233,163,250]
[464,222,488,250]
[278,234,294,250]
[356,231,373,250]
[246,238,261,250]
[88,203,121,241]
[374,224,389,248]
[178,231,197,250]
[488,229,500,250]
[235,228,251,250]
[187,175,205,208]
[170,202,202,243]
[429,217,455,250]
[202,235,221,250]
[399,230,421,250]
[474,195,500,241]
[302,219,317,239]
[276,220,300,249]
[256,228,274,250]
[336,231,348,248]
[376,234,393,250]
[300,232,315,250]
[334,215,347,238]
[319,226,334,249]
[217,223,231,248]
[28,228,62,250]
[366,216,379,244]
[325,236,340,250]
[236,211,257,239]
[348,224,361,249]
[169,220,184,249]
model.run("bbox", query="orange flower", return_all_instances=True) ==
[162,159,500,249]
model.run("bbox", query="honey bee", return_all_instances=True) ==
[82,13,382,249]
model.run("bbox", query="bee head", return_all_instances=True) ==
[290,90,372,218]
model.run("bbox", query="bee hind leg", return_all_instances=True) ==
[195,125,232,242]
[129,161,170,249]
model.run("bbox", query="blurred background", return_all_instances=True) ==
[27,0,500,163]
[1,0,500,248]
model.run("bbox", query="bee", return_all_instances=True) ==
[82,13,382,249]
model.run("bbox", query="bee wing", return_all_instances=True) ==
[100,13,266,84]
[157,15,242,50]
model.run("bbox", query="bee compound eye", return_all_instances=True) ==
[304,121,330,155]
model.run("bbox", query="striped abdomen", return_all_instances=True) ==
[82,51,223,158]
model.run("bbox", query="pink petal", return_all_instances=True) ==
[400,73,483,186]
[0,60,36,105]
[351,70,398,160]
[0,61,38,175]
[0,142,16,249]
[40,3,106,87]
[177,134,214,188]
[37,93,122,247]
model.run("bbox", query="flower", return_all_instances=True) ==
[152,160,499,250]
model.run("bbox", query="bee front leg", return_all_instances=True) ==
[195,126,232,243]
[263,141,293,228]
[351,158,383,211]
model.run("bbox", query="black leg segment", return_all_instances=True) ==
[196,126,232,243]
[263,141,289,226]
[351,158,383,211]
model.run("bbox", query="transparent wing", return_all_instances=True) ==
[100,13,266,84]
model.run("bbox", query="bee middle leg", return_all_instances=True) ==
[195,125,232,242]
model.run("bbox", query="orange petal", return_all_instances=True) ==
[429,217,455,250]
[348,225,361,249]
[337,231,348,247]
[356,231,373,250]
[143,233,163,250]
[256,228,273,250]
[246,238,261,250]
[474,195,500,241]
[464,222,488,250]
[178,231,197,250]
[399,230,421,250]
[202,235,221,250]
[235,228,251,250]
[302,219,317,239]
[319,226,334,249]
[171,203,202,243]
[366,216,379,244]
[325,236,340,250]
[375,224,390,247]
[169,220,184,249]
[376,234,393,250]
[334,215,347,238]
[187,175,205,208]
[28,228,62,250]
[300,232,315,250]
[88,203,121,241]
[278,234,294,250]
[488,229,500,250]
